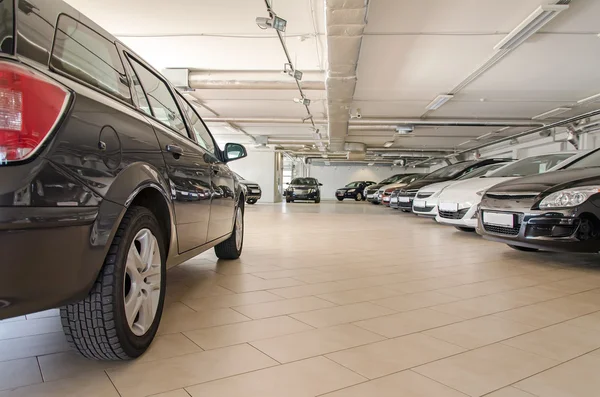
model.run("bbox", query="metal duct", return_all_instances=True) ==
[202,117,328,124]
[325,0,368,151]
[188,70,326,90]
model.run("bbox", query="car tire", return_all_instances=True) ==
[215,201,244,260]
[371,201,379,205]
[337,197,344,201]
[286,198,292,203]
[315,197,321,204]
[246,199,257,205]
[60,206,166,360]
[455,226,476,232]
[508,244,539,252]
[401,209,409,212]
[355,193,363,201]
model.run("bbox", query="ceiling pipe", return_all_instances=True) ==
[188,70,325,90]
[367,147,454,153]
[203,117,328,124]
[453,109,600,156]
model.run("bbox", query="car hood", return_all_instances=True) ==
[416,180,456,194]
[378,182,411,191]
[487,168,600,195]
[402,178,450,191]
[437,177,516,206]
[239,180,259,186]
[289,184,318,189]
[337,186,360,191]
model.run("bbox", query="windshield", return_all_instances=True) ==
[564,149,600,170]
[291,178,318,185]
[379,174,406,184]
[345,182,362,188]
[423,161,476,180]
[399,174,422,184]
[491,154,573,177]
[456,162,508,180]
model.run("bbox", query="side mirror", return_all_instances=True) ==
[224,143,247,162]
[318,183,323,186]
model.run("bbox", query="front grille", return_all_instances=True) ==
[439,208,469,219]
[399,200,413,208]
[485,193,538,200]
[414,205,435,213]
[366,188,378,195]
[247,184,259,189]
[483,224,521,236]
[416,192,433,199]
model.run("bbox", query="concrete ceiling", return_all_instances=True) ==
[65,0,600,161]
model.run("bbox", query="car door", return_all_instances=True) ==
[125,54,212,253]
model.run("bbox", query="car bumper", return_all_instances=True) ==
[336,192,358,199]
[247,192,262,200]
[366,193,381,203]
[0,205,117,320]
[476,203,600,253]
[288,192,319,200]
[398,198,414,210]
[413,205,438,217]
[436,204,478,228]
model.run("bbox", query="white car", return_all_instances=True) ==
[412,162,511,217]
[435,151,587,231]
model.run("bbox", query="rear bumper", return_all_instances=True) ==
[0,205,119,320]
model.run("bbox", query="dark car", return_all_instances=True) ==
[365,174,415,204]
[0,0,249,360]
[285,177,322,203]
[396,159,508,212]
[335,181,376,201]
[235,173,262,204]
[477,149,600,253]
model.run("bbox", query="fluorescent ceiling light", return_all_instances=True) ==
[532,107,572,120]
[426,94,454,110]
[495,126,510,133]
[395,125,414,133]
[577,93,600,105]
[476,132,493,140]
[457,140,473,147]
[494,5,569,51]
[383,141,394,148]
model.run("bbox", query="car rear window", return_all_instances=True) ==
[0,0,14,54]
[50,14,131,103]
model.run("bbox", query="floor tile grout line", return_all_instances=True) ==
[34,355,44,384]
[104,369,124,397]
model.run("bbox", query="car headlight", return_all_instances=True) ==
[539,186,600,209]
[347,189,356,193]
[308,189,316,193]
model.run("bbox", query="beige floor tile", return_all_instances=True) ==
[0,316,63,340]
[0,358,42,391]
[0,371,119,397]
[250,324,384,363]
[373,291,459,312]
[178,284,233,300]
[436,277,539,299]
[158,307,249,335]
[321,370,468,397]
[424,315,537,349]
[563,311,600,331]
[515,352,600,397]
[485,387,538,397]
[184,316,313,350]
[0,332,70,362]
[502,322,600,361]
[186,356,365,397]
[217,274,304,293]
[290,302,395,328]
[107,344,277,397]
[414,344,558,397]
[232,296,335,319]
[148,390,191,397]
[317,286,401,305]
[182,291,282,311]
[326,333,464,379]
[251,268,322,280]
[268,282,352,299]
[353,308,462,338]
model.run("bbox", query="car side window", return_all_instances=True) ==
[121,57,152,116]
[176,94,216,155]
[128,57,189,137]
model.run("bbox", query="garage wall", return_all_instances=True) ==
[309,165,429,200]
[227,150,280,203]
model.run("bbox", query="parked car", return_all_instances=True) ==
[365,174,415,204]
[412,161,511,218]
[0,0,248,360]
[437,152,583,231]
[235,173,262,204]
[396,159,508,212]
[285,177,322,203]
[477,149,600,252]
[378,174,423,206]
[335,181,376,201]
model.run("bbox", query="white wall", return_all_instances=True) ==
[309,165,429,200]
[228,150,279,203]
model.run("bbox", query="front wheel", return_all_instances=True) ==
[508,244,539,252]
[246,199,257,205]
[337,197,344,201]
[455,226,475,232]
[315,197,321,204]
[61,206,166,360]
[215,204,244,259]
[355,193,363,201]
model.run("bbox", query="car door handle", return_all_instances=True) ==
[166,144,184,156]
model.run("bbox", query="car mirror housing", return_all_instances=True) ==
[319,183,323,186]
[224,143,247,162]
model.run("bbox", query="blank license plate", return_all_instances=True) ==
[439,202,458,212]
[413,199,426,208]
[483,212,514,227]
[252,189,260,193]
[399,196,410,203]
[390,197,398,204]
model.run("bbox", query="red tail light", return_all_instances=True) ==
[0,62,69,162]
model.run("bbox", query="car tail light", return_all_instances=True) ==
[0,62,69,162]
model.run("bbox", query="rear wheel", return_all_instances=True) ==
[61,206,166,360]
[455,226,475,232]
[215,203,244,259]
[508,244,539,252]
[355,193,363,201]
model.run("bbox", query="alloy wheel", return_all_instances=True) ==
[235,206,244,251]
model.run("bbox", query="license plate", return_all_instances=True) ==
[439,202,458,212]
[367,194,374,199]
[399,196,410,203]
[252,189,260,194]
[483,212,514,227]
[390,197,398,204]
[413,199,426,208]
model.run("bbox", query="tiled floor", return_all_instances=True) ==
[1,201,600,396]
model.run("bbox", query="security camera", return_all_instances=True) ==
[255,17,271,29]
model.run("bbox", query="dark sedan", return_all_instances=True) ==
[285,177,323,203]
[477,149,600,253]
[335,181,376,201]
[396,159,508,212]
[235,173,262,204]
[365,174,415,204]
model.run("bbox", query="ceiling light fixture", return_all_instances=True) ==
[425,94,454,111]
[294,97,311,106]
[532,107,572,120]
[495,126,511,133]
[256,13,287,32]
[494,4,569,51]
[476,132,493,140]
[457,140,473,147]
[383,141,394,148]
[577,93,600,105]
[395,125,414,133]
